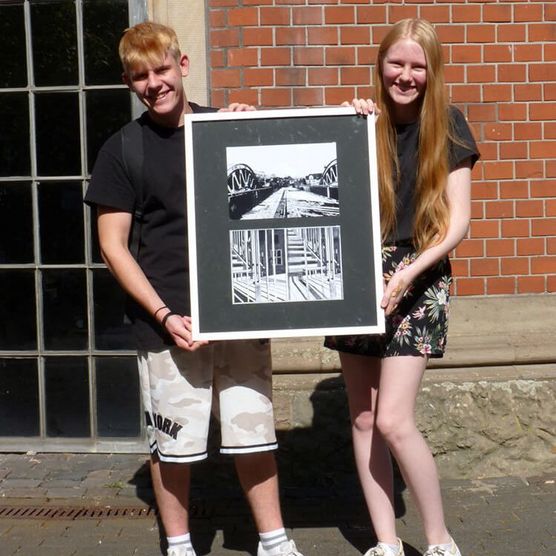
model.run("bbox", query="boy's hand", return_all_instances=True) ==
[219,102,256,112]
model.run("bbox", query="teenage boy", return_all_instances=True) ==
[85,21,303,556]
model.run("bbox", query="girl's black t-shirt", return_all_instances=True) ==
[85,103,216,351]
[391,105,480,243]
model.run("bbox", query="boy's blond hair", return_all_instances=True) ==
[119,21,181,73]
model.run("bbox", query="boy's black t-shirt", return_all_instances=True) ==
[84,103,217,351]
[391,105,480,243]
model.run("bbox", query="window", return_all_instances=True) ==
[0,0,146,451]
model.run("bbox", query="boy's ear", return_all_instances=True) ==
[179,54,190,77]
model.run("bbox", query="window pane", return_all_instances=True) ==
[30,0,78,87]
[38,181,84,263]
[83,0,128,86]
[0,358,40,437]
[35,92,81,176]
[0,270,36,350]
[43,269,88,350]
[96,357,140,437]
[0,3,27,88]
[0,93,30,177]
[0,182,34,263]
[93,269,134,350]
[86,89,131,173]
[45,357,90,437]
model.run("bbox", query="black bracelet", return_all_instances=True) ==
[153,305,169,319]
[161,311,178,328]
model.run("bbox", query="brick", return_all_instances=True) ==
[497,24,526,43]
[545,84,556,101]
[325,6,354,25]
[514,84,543,102]
[229,88,258,107]
[454,239,484,258]
[486,239,515,257]
[468,104,497,122]
[211,68,241,88]
[531,256,556,275]
[469,220,499,239]
[501,220,530,238]
[478,143,498,161]
[210,89,226,108]
[388,5,418,23]
[530,141,556,159]
[517,238,545,256]
[497,64,527,83]
[548,275,556,293]
[531,218,556,237]
[500,142,528,160]
[261,88,292,108]
[548,160,556,178]
[499,103,527,121]
[293,47,324,66]
[326,47,356,66]
[228,48,258,67]
[529,23,556,42]
[484,84,514,103]
[467,25,496,43]
[324,87,356,106]
[516,200,544,218]
[529,63,556,83]
[357,6,386,24]
[486,277,516,295]
[451,45,482,64]
[500,180,529,199]
[340,26,370,45]
[471,200,484,220]
[308,26,338,45]
[420,5,450,23]
[472,181,498,200]
[372,25,393,45]
[210,28,240,48]
[515,161,544,180]
[513,122,542,141]
[444,65,465,84]
[308,67,338,86]
[467,65,496,84]
[452,5,481,24]
[530,103,556,121]
[455,278,485,296]
[450,259,469,278]
[500,257,530,276]
[243,28,273,46]
[548,236,556,252]
[276,27,306,46]
[484,45,513,63]
[483,123,512,142]
[293,87,323,107]
[210,50,225,68]
[547,200,556,217]
[210,9,227,28]
[260,7,290,26]
[484,162,514,181]
[450,85,481,104]
[340,67,370,86]
[292,7,322,25]
[471,258,499,277]
[228,7,258,26]
[276,68,306,86]
[531,180,556,198]
[486,201,514,219]
[517,276,546,294]
[355,85,373,99]
[514,4,543,23]
[261,47,291,66]
[356,45,376,65]
[545,43,556,62]
[484,4,512,23]
[244,68,273,87]
[514,44,543,63]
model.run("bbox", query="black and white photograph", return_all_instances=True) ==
[230,226,342,304]
[185,107,384,340]
[226,143,339,220]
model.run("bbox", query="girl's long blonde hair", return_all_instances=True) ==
[375,18,452,252]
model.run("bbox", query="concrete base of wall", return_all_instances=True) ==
[269,295,556,480]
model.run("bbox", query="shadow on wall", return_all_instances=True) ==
[128,376,417,556]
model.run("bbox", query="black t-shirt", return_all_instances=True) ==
[84,103,217,350]
[391,105,480,242]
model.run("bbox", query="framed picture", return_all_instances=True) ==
[184,107,384,340]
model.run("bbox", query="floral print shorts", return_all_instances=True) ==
[324,243,452,359]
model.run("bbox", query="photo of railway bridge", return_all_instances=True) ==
[226,143,339,220]
[230,226,343,304]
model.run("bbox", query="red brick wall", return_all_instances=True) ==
[207,1,556,296]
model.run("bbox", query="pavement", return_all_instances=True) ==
[0,452,554,556]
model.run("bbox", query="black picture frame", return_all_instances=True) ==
[184,107,384,340]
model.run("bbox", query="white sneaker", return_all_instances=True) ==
[257,539,304,556]
[167,546,196,556]
[423,538,462,556]
[364,538,405,556]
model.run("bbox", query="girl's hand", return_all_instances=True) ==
[381,268,413,316]
[341,98,380,116]
[219,103,256,112]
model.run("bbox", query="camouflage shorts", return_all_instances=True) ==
[137,339,277,463]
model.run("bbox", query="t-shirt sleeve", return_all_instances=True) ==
[448,106,480,171]
[84,131,136,213]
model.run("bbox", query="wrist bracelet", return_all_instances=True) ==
[161,311,177,328]
[153,305,169,319]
